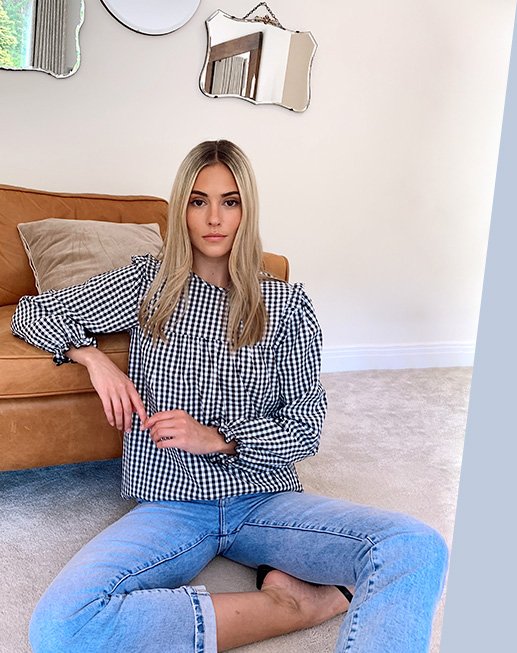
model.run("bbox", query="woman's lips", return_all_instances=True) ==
[203,234,226,241]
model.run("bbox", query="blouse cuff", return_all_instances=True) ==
[52,335,98,366]
[52,351,72,366]
[207,420,240,465]
[216,421,237,445]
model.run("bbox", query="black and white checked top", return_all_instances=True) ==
[12,255,327,501]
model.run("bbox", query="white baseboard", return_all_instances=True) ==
[321,342,476,372]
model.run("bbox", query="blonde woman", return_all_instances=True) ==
[13,140,448,653]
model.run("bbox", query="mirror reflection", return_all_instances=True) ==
[0,0,84,78]
[199,9,317,112]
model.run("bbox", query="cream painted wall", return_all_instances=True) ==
[0,0,514,368]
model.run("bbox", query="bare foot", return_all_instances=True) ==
[259,569,350,630]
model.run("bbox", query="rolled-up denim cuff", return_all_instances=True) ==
[185,585,217,653]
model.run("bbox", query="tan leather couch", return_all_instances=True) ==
[0,184,289,471]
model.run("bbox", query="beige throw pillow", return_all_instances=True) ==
[17,218,163,292]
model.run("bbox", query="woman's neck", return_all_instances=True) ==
[192,257,230,289]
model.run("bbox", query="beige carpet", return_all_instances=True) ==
[0,367,471,653]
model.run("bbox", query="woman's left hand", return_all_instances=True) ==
[144,410,236,456]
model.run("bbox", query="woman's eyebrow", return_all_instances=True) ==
[190,190,240,197]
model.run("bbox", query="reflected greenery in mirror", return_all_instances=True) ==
[0,0,84,78]
[199,7,317,112]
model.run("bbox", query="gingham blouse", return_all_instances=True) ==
[11,255,327,501]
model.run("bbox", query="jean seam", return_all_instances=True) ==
[342,537,377,652]
[343,609,360,652]
[187,588,206,653]
[241,521,365,542]
[217,498,228,555]
[108,533,213,595]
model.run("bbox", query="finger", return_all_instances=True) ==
[145,411,177,430]
[98,392,115,427]
[120,393,134,432]
[155,431,188,449]
[149,424,175,443]
[156,437,178,449]
[134,403,148,426]
[143,413,157,430]
[111,396,126,431]
[127,386,148,425]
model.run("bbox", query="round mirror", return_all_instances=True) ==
[100,0,201,36]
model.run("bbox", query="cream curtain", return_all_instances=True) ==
[212,55,251,96]
[32,0,67,75]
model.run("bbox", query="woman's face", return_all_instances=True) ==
[186,163,242,268]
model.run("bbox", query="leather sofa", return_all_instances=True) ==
[0,184,289,471]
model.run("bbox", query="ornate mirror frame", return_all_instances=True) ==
[199,5,317,112]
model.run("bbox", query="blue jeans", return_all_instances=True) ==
[29,491,448,653]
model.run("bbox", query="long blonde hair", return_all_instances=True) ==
[139,140,268,348]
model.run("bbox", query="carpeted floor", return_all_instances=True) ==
[0,367,471,653]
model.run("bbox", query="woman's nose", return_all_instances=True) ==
[207,205,221,225]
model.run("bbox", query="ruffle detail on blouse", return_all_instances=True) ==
[130,254,161,283]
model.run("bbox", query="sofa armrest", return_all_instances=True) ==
[0,305,129,400]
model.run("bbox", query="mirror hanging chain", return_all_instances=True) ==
[241,2,284,29]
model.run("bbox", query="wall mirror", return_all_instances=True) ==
[199,5,317,112]
[0,0,84,78]
[99,0,200,36]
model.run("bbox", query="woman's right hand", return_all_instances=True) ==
[66,346,147,431]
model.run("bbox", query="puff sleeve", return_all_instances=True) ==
[216,284,327,473]
[11,255,155,364]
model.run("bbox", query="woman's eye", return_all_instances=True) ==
[190,198,205,207]
[225,199,240,207]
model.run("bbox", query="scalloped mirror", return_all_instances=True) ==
[0,0,84,78]
[199,6,317,112]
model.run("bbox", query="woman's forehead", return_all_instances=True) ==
[192,163,238,191]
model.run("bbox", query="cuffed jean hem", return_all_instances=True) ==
[187,585,217,653]
[30,583,218,653]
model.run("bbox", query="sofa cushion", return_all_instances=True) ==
[0,184,168,305]
[17,219,163,292]
[0,305,129,399]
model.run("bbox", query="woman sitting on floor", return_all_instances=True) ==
[12,139,448,653]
